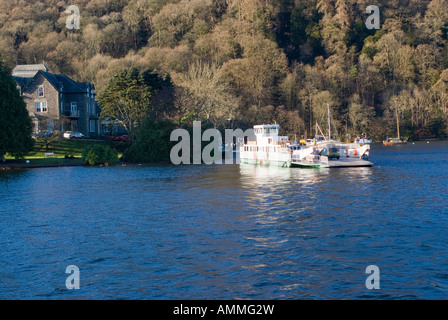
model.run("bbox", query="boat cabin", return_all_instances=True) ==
[253,124,289,146]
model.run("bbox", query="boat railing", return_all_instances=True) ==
[336,143,362,149]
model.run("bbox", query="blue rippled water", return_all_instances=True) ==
[1,141,448,299]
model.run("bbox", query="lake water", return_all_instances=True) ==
[1,141,448,300]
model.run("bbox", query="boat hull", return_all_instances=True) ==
[383,138,407,146]
[383,141,407,146]
[239,156,292,168]
[291,158,373,168]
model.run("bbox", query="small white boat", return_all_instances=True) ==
[383,137,407,145]
[384,109,407,145]
[355,137,373,144]
[291,141,372,168]
[290,103,373,168]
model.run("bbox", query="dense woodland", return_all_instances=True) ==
[1,0,448,141]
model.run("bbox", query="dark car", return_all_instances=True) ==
[320,147,340,159]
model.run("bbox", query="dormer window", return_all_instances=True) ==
[38,86,44,97]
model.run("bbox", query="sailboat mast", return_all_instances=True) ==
[327,103,331,141]
[396,108,400,139]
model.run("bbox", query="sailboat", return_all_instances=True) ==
[291,104,372,168]
[383,109,407,145]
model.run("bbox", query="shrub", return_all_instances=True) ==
[82,144,118,166]
[121,120,175,163]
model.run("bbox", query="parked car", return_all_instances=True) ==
[117,135,130,142]
[320,147,340,159]
[107,135,130,142]
[63,131,85,139]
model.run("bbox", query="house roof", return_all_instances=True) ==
[13,68,94,94]
[12,64,48,77]
[41,71,93,94]
[12,76,31,88]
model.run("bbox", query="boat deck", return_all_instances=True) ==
[291,158,373,168]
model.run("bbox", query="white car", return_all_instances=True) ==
[63,131,85,139]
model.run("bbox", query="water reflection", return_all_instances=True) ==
[239,164,374,197]
[239,164,331,186]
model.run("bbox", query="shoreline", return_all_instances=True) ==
[0,160,171,171]
[1,160,86,171]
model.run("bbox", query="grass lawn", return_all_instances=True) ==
[25,139,107,159]
[2,138,124,168]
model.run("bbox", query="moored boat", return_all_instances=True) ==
[291,141,372,168]
[289,103,373,168]
[355,137,373,144]
[239,124,299,168]
[384,109,407,145]
[383,137,407,145]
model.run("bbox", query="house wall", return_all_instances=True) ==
[86,88,99,138]
[61,93,87,135]
[22,73,59,133]
[60,89,98,138]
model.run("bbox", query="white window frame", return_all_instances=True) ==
[70,102,78,116]
[35,101,47,113]
[41,102,47,112]
[38,86,44,97]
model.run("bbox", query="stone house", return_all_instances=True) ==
[12,64,101,138]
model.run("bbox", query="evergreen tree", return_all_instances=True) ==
[0,62,34,161]
[99,67,173,139]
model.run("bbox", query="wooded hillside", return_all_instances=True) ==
[1,0,448,140]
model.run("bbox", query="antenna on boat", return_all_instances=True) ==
[327,103,331,141]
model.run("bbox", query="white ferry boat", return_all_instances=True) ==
[240,124,373,169]
[239,124,299,168]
